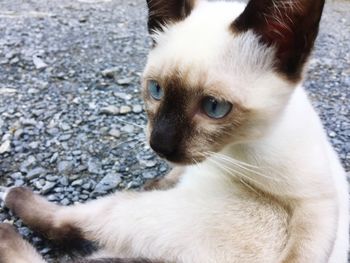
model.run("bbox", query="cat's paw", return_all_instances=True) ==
[0,187,36,213]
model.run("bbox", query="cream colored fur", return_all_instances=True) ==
[0,1,348,263]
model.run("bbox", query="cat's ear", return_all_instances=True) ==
[232,0,325,81]
[146,0,196,34]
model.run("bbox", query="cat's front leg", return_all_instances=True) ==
[0,186,218,262]
[0,223,47,263]
[280,198,338,263]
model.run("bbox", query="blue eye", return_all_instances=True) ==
[148,80,164,101]
[202,97,232,119]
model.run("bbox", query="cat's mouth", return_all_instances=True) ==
[150,140,206,165]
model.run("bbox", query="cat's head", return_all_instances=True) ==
[142,0,325,164]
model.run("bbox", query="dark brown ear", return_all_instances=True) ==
[232,0,325,82]
[146,0,195,34]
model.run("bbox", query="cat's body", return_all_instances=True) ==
[0,0,348,263]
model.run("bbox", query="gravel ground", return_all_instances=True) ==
[0,0,349,262]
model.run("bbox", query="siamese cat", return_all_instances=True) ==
[0,0,348,262]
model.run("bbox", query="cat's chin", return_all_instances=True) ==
[161,154,207,166]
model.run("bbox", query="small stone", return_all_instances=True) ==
[82,181,93,190]
[101,67,120,78]
[60,123,71,131]
[119,106,132,114]
[59,134,72,141]
[14,180,24,187]
[20,156,36,172]
[46,175,59,182]
[94,173,122,193]
[33,56,48,69]
[117,77,133,85]
[100,105,119,115]
[72,150,82,156]
[34,180,44,190]
[88,158,101,174]
[57,161,74,174]
[0,140,11,154]
[21,118,37,126]
[329,131,337,137]
[27,167,47,180]
[109,129,121,138]
[49,152,59,164]
[78,16,87,23]
[142,170,158,179]
[132,105,143,113]
[0,88,17,95]
[121,124,134,133]
[41,182,56,194]
[113,92,132,100]
[28,141,40,149]
[61,198,70,206]
[71,179,84,187]
[47,195,58,201]
[10,172,23,180]
[59,177,69,186]
[144,160,157,168]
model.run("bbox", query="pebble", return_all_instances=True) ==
[117,77,133,86]
[57,161,74,174]
[61,198,70,206]
[41,182,56,194]
[0,140,11,154]
[0,88,17,95]
[101,67,120,78]
[100,105,120,115]
[119,105,132,114]
[27,167,47,180]
[94,173,122,193]
[109,128,121,138]
[88,158,102,174]
[32,55,48,69]
[121,124,134,133]
[132,105,143,113]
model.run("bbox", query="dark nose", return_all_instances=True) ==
[150,120,178,158]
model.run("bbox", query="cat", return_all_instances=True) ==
[0,0,349,262]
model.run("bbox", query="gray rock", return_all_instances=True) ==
[132,105,143,113]
[27,167,47,180]
[20,156,37,172]
[101,67,120,78]
[94,173,122,193]
[121,124,134,133]
[71,179,84,187]
[117,77,133,85]
[59,176,69,186]
[0,140,11,154]
[61,198,70,206]
[142,170,158,179]
[88,158,102,174]
[100,105,120,115]
[57,161,74,174]
[59,134,72,141]
[32,55,48,69]
[109,128,121,138]
[41,182,56,194]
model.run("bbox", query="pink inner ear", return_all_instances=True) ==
[260,16,297,54]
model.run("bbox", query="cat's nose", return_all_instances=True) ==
[150,123,178,159]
